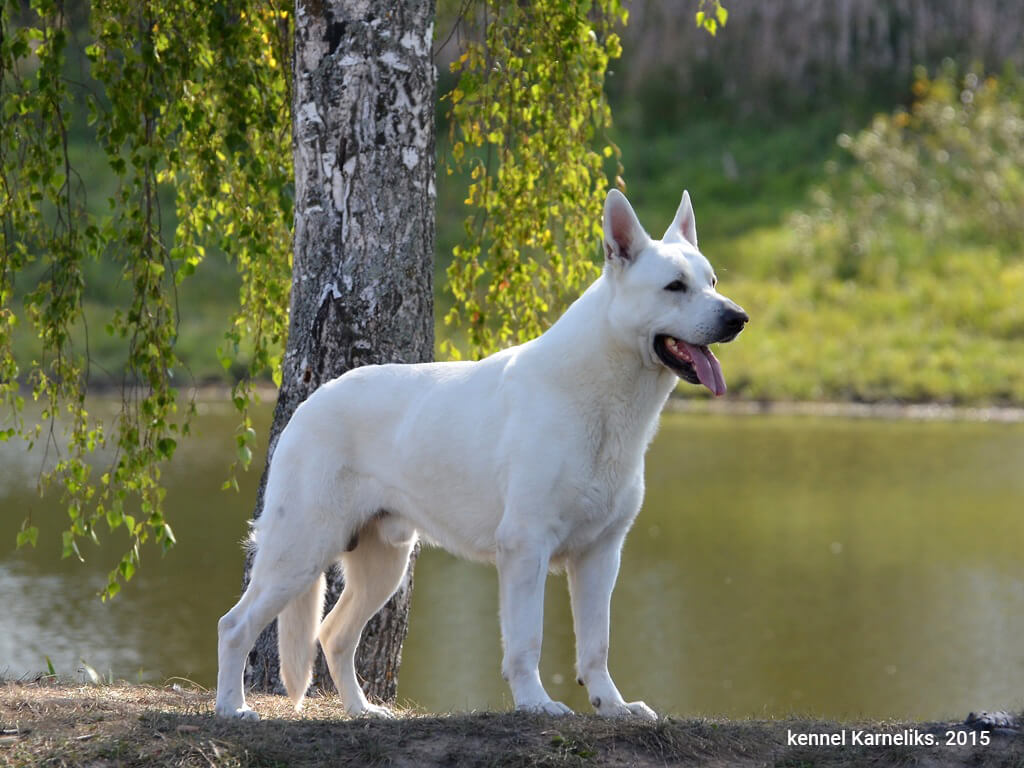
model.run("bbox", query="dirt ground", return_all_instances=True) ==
[1,680,1021,767]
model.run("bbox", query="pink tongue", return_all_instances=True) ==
[681,341,726,397]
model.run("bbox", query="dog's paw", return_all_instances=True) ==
[594,698,658,720]
[215,705,260,721]
[348,702,395,719]
[517,699,574,716]
[623,700,658,720]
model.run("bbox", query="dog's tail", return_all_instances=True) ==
[278,572,326,712]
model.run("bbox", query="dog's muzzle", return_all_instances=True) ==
[654,305,748,397]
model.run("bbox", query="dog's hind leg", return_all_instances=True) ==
[318,514,416,717]
[215,540,321,720]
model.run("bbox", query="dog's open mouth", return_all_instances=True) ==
[654,335,727,396]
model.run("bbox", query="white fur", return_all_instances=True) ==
[215,189,747,721]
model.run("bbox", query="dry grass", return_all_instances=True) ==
[1,679,1021,767]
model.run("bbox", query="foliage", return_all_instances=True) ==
[441,0,627,359]
[695,0,727,37]
[791,63,1024,286]
[0,0,292,597]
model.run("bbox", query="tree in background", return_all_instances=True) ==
[243,0,435,701]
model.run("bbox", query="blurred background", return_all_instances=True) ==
[2,0,1024,721]
[6,0,1024,403]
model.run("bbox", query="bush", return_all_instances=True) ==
[792,62,1024,285]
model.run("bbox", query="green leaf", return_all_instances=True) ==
[61,530,84,561]
[119,554,136,581]
[161,523,176,547]
[16,525,39,548]
[157,437,177,459]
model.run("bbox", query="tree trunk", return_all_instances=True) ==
[243,0,435,704]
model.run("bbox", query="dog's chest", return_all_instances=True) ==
[552,458,644,559]
[556,396,660,531]
[582,384,662,468]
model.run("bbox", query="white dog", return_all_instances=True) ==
[215,189,748,721]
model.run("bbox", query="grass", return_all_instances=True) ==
[609,107,860,245]
[1,679,1020,768]
[708,261,1024,405]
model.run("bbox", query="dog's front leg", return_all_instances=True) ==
[495,526,572,716]
[568,532,657,720]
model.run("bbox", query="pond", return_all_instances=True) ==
[2,401,1024,720]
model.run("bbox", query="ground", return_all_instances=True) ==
[1,681,1021,767]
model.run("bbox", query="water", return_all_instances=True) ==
[2,402,1023,720]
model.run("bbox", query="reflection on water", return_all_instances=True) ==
[2,404,1024,719]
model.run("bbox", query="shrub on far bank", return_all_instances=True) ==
[793,62,1023,285]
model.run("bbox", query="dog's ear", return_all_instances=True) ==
[603,189,649,266]
[663,190,698,248]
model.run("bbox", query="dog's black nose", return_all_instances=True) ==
[722,308,749,335]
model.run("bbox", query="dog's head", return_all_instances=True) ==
[602,189,748,396]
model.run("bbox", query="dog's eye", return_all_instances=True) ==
[664,280,687,292]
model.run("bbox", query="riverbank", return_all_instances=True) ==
[1,681,1019,767]
[16,384,1024,439]
[667,396,1024,423]
[57,381,1024,424]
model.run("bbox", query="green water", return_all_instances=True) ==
[2,405,1023,720]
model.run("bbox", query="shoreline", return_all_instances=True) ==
[667,396,1024,423]
[12,381,1024,424]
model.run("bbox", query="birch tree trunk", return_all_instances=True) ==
[242,0,436,703]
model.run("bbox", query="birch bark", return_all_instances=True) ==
[242,0,435,703]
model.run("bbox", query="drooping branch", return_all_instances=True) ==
[442,0,627,360]
[0,0,293,597]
